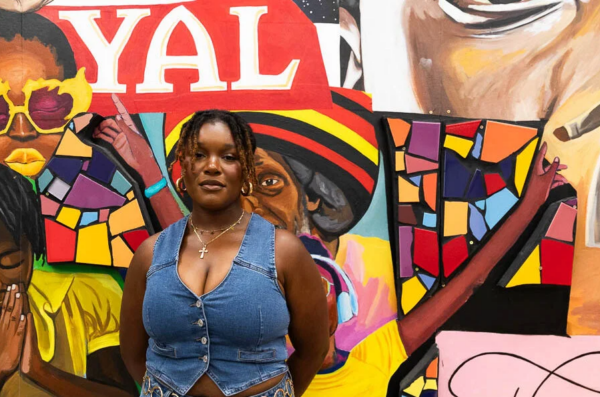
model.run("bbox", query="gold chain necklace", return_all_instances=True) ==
[189,211,245,259]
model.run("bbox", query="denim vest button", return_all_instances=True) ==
[201,355,208,363]
[201,337,207,344]
[195,300,202,308]
[196,319,204,327]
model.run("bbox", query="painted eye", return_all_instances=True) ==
[439,0,567,32]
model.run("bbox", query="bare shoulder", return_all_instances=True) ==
[275,229,308,258]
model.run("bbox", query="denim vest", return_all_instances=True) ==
[142,213,290,396]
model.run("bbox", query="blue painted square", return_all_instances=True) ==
[87,150,116,184]
[423,212,437,228]
[38,169,54,192]
[80,212,98,226]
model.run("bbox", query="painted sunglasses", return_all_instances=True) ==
[0,68,92,135]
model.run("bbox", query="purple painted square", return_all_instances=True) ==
[64,174,126,209]
[399,226,414,278]
[408,121,440,161]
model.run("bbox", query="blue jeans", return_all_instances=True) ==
[141,371,294,397]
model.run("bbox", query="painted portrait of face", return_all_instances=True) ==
[0,11,91,178]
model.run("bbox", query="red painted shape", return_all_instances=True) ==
[446,120,481,138]
[413,228,439,276]
[484,173,506,195]
[541,239,574,286]
[443,236,469,277]
[45,219,76,263]
[123,229,151,252]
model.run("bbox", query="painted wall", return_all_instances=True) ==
[0,0,596,396]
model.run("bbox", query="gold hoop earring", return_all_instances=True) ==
[241,182,253,196]
[176,177,187,193]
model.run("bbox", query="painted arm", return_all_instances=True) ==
[19,304,135,396]
[276,229,329,396]
[92,95,183,229]
[398,143,565,355]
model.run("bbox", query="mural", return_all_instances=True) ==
[0,0,596,396]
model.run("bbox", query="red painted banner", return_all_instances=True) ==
[39,0,331,115]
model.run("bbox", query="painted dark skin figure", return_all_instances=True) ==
[0,164,137,396]
[120,112,330,397]
[242,142,567,366]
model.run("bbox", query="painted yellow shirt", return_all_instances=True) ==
[0,270,122,397]
[303,320,407,397]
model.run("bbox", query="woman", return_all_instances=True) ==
[0,163,137,396]
[120,110,330,397]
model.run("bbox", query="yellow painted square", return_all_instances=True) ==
[395,151,406,171]
[398,175,420,203]
[444,201,469,237]
[401,276,427,314]
[444,135,474,158]
[108,200,146,235]
[76,223,111,266]
[126,190,135,200]
[111,236,134,268]
[56,207,81,229]
[507,246,541,287]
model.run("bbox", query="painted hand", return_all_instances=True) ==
[92,94,161,186]
[0,284,26,382]
[20,303,42,377]
[0,0,52,12]
[522,142,568,210]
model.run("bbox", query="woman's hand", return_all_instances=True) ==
[20,309,43,377]
[0,284,26,384]
[522,142,568,210]
[93,94,163,187]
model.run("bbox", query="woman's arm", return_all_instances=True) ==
[398,143,564,355]
[276,230,329,396]
[119,236,157,385]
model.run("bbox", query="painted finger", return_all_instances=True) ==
[16,314,26,336]
[535,142,548,175]
[0,285,11,323]
[6,284,17,314]
[112,94,140,135]
[95,133,116,145]
[97,119,122,136]
[10,290,23,323]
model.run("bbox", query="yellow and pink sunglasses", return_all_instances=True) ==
[0,68,92,135]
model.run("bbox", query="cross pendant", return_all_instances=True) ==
[199,246,208,259]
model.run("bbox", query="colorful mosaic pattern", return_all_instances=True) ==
[387,117,544,315]
[402,356,438,397]
[388,118,441,315]
[500,198,577,288]
[39,126,153,268]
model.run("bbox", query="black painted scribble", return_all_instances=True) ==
[448,352,600,397]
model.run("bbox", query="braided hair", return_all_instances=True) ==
[169,110,258,189]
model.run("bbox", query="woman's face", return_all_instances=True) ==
[241,148,306,233]
[0,219,33,291]
[183,121,244,212]
[0,35,64,178]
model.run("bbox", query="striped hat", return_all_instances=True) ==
[237,88,380,229]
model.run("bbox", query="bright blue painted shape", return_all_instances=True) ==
[472,133,483,159]
[38,169,54,192]
[476,200,486,210]
[80,212,98,226]
[110,170,132,196]
[418,272,436,290]
[423,212,437,228]
[469,204,488,241]
[410,175,422,187]
[485,188,518,229]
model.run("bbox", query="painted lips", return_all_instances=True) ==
[4,148,46,176]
